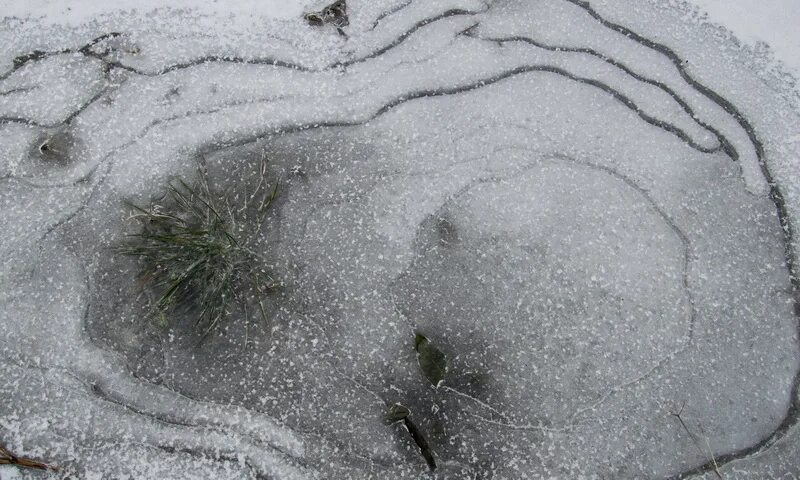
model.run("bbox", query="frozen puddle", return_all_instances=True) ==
[1,0,800,478]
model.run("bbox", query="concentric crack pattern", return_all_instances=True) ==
[1,0,799,478]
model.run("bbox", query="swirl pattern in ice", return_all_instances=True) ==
[2,0,800,478]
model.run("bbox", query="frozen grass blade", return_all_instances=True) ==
[117,161,278,338]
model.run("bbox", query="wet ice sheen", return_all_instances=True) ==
[1,0,800,478]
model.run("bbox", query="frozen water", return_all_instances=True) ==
[1,0,800,478]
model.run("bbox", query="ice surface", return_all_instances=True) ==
[2,0,309,25]
[1,0,800,478]
[686,0,800,81]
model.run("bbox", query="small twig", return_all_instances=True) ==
[234,289,249,353]
[256,180,279,229]
[244,154,268,213]
[402,417,436,471]
[699,424,723,478]
[670,402,723,479]
[0,443,59,472]
[385,404,437,471]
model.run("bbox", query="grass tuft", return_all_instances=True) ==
[118,158,278,339]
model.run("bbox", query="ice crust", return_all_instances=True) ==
[1,0,800,478]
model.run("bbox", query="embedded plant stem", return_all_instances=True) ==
[670,403,723,479]
[385,404,436,471]
[402,417,436,471]
[0,443,59,472]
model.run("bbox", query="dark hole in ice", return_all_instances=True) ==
[305,13,324,26]
[304,0,349,32]
[33,131,76,166]
[436,215,459,246]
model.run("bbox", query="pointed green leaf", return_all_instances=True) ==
[415,333,447,387]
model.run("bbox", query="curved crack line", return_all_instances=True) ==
[108,55,309,77]
[68,235,394,475]
[54,24,453,191]
[0,62,114,130]
[36,50,722,312]
[1,76,112,133]
[228,302,403,472]
[269,234,543,471]
[1,10,470,178]
[3,309,312,476]
[87,381,311,472]
[65,55,718,214]
[0,85,37,96]
[432,148,698,430]
[19,424,259,480]
[0,354,268,474]
[382,143,696,439]
[541,154,697,426]
[101,23,457,164]
[440,385,513,424]
[194,62,726,163]
[369,64,722,154]
[559,0,800,477]
[153,445,261,480]
[2,87,293,190]
[0,156,96,190]
[562,0,798,286]
[83,22,460,187]
[469,31,736,161]
[0,32,121,82]
[464,413,572,434]
[76,32,127,56]
[0,31,306,77]
[387,270,576,455]
[335,8,484,68]
[0,39,308,86]
[2,7,476,84]
[446,149,702,431]
[370,0,414,31]
[81,389,307,477]
[5,11,710,169]
[6,4,794,476]
[33,162,110,251]
[0,84,112,130]
[1,407,175,479]
[0,32,308,93]
[112,8,479,74]
[0,34,122,129]
[0,115,44,127]
[73,253,309,463]
[17,30,748,475]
